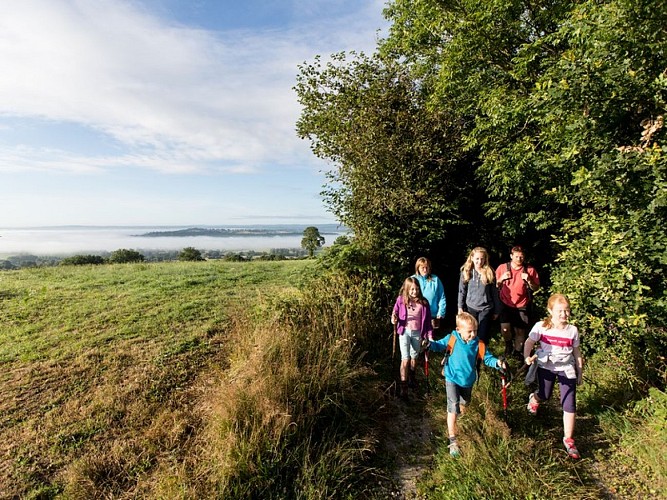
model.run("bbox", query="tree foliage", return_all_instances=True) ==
[296,52,490,271]
[60,255,105,266]
[300,226,325,258]
[178,247,204,262]
[109,249,145,264]
[296,0,667,374]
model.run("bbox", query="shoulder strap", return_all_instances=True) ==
[506,262,511,274]
[477,340,486,361]
[446,335,457,354]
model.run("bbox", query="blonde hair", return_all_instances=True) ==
[543,293,570,329]
[460,247,495,285]
[456,311,478,331]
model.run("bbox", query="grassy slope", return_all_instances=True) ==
[0,260,312,497]
[2,261,664,498]
[411,339,667,499]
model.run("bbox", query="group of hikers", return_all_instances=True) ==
[391,246,584,459]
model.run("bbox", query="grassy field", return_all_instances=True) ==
[2,260,664,498]
[0,260,319,497]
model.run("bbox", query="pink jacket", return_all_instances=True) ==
[392,295,434,340]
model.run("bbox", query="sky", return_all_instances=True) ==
[0,0,388,227]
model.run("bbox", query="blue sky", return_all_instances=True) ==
[0,0,387,227]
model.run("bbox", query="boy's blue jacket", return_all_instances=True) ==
[429,330,500,388]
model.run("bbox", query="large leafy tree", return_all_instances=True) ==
[296,0,666,367]
[296,52,490,271]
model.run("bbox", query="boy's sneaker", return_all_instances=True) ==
[563,438,580,459]
[448,441,461,458]
[527,392,540,415]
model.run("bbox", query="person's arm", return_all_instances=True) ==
[437,278,446,318]
[573,345,584,385]
[524,338,537,364]
[457,273,467,314]
[496,265,509,288]
[483,349,504,370]
[490,282,501,318]
[391,297,400,324]
[428,333,450,353]
[422,303,433,340]
[523,266,540,291]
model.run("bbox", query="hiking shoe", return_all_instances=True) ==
[449,442,461,458]
[563,438,580,459]
[527,392,540,415]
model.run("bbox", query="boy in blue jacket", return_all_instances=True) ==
[426,312,506,457]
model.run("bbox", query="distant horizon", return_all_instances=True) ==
[0,224,350,257]
[0,222,345,230]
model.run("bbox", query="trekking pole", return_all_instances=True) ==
[424,346,430,394]
[392,322,397,361]
[498,356,511,423]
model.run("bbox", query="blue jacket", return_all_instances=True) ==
[412,273,446,318]
[429,330,500,387]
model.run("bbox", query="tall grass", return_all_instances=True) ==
[417,342,667,499]
[0,260,316,497]
[193,273,387,498]
[1,262,389,498]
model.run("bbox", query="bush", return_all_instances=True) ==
[60,255,106,266]
[109,249,144,264]
[178,247,204,262]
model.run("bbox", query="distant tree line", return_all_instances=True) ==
[0,247,310,270]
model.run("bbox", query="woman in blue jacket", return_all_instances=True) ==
[413,257,446,331]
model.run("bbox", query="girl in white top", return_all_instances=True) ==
[523,293,584,459]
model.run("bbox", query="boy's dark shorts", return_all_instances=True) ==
[499,305,530,329]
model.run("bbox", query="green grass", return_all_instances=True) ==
[3,261,664,498]
[414,340,667,499]
[0,260,316,497]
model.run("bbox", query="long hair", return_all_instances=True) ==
[460,247,495,284]
[543,293,570,329]
[400,276,428,306]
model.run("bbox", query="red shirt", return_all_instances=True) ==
[495,263,540,309]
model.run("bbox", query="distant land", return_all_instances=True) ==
[133,225,345,238]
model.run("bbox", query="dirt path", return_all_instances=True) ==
[379,375,444,499]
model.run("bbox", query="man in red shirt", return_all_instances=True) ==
[496,246,540,359]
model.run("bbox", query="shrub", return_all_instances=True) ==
[109,249,144,264]
[60,255,106,266]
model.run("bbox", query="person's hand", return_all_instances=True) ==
[525,354,537,365]
[421,339,430,350]
[501,270,511,282]
[521,272,529,282]
[391,313,397,325]
[498,359,507,371]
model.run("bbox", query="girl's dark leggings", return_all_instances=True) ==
[537,367,577,413]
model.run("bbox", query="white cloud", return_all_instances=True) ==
[0,0,386,175]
